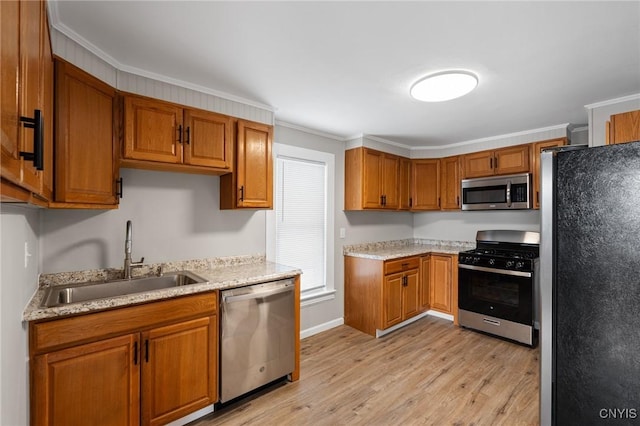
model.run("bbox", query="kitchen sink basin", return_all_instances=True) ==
[40,271,208,308]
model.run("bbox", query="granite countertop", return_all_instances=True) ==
[343,238,475,260]
[23,254,302,322]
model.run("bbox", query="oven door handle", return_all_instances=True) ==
[458,263,532,278]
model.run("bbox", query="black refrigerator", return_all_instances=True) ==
[539,141,640,426]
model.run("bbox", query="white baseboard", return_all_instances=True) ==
[300,317,344,339]
[426,310,454,322]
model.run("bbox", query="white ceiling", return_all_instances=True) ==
[50,1,640,148]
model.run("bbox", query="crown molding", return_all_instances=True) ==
[275,121,345,141]
[584,93,640,110]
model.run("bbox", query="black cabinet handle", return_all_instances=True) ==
[185,126,190,144]
[145,339,149,363]
[494,157,498,169]
[409,197,413,207]
[239,185,244,201]
[116,177,123,199]
[489,157,493,169]
[133,341,138,365]
[177,124,182,143]
[19,109,43,170]
[457,196,460,207]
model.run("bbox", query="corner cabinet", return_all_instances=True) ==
[411,159,440,211]
[51,59,120,208]
[345,147,400,210]
[607,110,640,145]
[122,94,233,175]
[1,0,53,204]
[30,292,218,426]
[462,144,530,178]
[440,156,461,210]
[220,119,273,209]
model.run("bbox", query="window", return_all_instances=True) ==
[267,144,335,303]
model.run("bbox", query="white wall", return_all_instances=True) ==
[586,94,640,146]
[413,210,540,242]
[0,205,40,426]
[41,169,265,273]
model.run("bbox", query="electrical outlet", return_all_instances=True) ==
[339,228,346,239]
[24,242,32,268]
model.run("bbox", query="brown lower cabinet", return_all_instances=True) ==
[30,292,218,426]
[345,252,458,336]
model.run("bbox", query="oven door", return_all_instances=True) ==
[458,264,533,325]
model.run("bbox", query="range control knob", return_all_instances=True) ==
[473,257,481,264]
[506,260,515,268]
[488,259,496,266]
[516,261,525,269]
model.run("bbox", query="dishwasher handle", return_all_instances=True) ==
[222,283,293,304]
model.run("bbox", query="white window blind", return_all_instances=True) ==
[275,156,327,293]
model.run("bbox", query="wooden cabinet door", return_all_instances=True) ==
[124,96,183,164]
[184,109,233,169]
[16,0,45,194]
[362,148,384,208]
[420,255,431,312]
[494,145,530,175]
[402,269,420,320]
[0,0,21,186]
[31,334,140,426]
[235,119,273,208]
[440,156,461,210]
[430,254,452,314]
[54,60,118,205]
[609,110,640,144]
[411,159,440,210]
[381,153,399,209]
[383,272,404,329]
[141,316,217,426]
[40,10,54,201]
[398,157,412,210]
[462,150,494,178]
[531,138,566,209]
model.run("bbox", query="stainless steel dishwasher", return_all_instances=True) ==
[219,278,295,403]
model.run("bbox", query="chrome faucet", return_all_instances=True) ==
[123,220,144,279]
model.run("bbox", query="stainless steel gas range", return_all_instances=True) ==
[458,230,540,347]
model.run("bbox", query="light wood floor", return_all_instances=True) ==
[191,316,539,426]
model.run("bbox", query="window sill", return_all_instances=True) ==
[300,289,336,307]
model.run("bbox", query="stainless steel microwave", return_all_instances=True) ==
[461,173,532,210]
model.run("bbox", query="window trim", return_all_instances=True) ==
[266,143,335,301]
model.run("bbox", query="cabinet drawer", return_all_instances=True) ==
[384,257,420,275]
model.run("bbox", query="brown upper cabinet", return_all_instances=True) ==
[220,119,273,209]
[1,0,53,204]
[398,157,412,210]
[462,144,530,178]
[440,155,461,210]
[345,147,400,210]
[123,94,233,174]
[411,159,440,211]
[530,138,566,209]
[51,59,120,208]
[607,110,640,145]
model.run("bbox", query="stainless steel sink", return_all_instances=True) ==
[40,271,208,308]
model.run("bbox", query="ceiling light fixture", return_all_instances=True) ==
[410,70,479,102]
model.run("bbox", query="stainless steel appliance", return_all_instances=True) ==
[461,173,532,210]
[219,279,295,403]
[540,142,640,425]
[458,230,539,347]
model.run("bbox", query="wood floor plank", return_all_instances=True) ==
[190,316,539,426]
